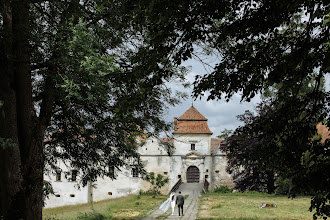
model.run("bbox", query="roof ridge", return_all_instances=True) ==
[178,106,207,121]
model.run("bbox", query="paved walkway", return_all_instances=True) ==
[142,183,203,220]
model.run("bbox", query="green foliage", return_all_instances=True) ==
[211,204,222,209]
[77,211,110,220]
[43,180,54,207]
[143,172,169,195]
[0,137,15,149]
[275,178,291,196]
[217,129,233,139]
[213,185,233,194]
[30,3,188,187]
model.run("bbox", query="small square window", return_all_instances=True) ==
[178,175,181,179]
[191,144,195,150]
[164,172,168,175]
[206,169,209,172]
[205,175,209,178]
[70,194,75,197]
[56,171,61,181]
[132,168,139,177]
[215,170,219,173]
[108,192,112,195]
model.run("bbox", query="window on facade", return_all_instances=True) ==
[55,194,60,197]
[215,170,219,173]
[108,192,112,195]
[56,171,61,181]
[71,170,78,181]
[191,143,195,150]
[205,175,209,178]
[178,175,181,179]
[206,169,209,172]
[164,172,168,175]
[70,194,75,197]
[132,168,139,177]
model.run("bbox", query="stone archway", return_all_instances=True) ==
[186,166,200,183]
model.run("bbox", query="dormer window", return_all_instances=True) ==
[191,144,195,150]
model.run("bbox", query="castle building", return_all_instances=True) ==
[44,106,234,208]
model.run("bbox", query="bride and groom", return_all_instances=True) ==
[159,191,185,216]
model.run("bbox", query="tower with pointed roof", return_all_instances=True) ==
[169,106,215,184]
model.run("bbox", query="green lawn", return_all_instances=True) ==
[43,192,316,220]
[43,194,167,220]
[197,192,314,220]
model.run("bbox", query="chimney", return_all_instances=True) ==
[174,117,178,127]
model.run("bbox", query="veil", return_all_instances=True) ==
[159,192,175,213]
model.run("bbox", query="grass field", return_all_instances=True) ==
[197,192,314,220]
[43,192,315,220]
[43,194,167,220]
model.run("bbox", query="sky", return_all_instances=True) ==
[164,58,262,138]
[164,58,330,138]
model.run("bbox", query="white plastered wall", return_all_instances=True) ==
[44,162,89,208]
[211,148,235,188]
[172,133,212,184]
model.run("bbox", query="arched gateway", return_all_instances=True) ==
[186,166,200,183]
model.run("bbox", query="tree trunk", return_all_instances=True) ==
[266,171,276,194]
[0,0,23,218]
[0,1,44,219]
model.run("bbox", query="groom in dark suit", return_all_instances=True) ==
[176,191,184,216]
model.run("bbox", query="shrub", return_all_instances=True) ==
[213,185,232,193]
[211,203,222,209]
[77,210,113,220]
[77,212,106,220]
[275,178,291,195]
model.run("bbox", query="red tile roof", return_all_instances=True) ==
[178,106,208,121]
[211,138,223,151]
[173,106,213,134]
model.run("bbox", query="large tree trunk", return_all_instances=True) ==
[0,1,44,219]
[266,171,276,194]
[0,0,23,218]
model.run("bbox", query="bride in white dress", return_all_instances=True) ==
[159,192,176,215]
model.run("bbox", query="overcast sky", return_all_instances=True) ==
[164,58,330,138]
[164,58,262,138]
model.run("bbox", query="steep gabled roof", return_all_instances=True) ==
[178,106,207,121]
[173,106,213,134]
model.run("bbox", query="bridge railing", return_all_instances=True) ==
[170,178,182,193]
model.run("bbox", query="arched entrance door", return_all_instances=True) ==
[186,166,200,183]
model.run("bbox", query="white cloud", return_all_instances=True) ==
[163,58,263,138]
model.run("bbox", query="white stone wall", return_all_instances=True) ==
[44,163,89,208]
[137,136,168,156]
[211,149,234,188]
[92,171,144,202]
[173,134,211,156]
[172,133,212,184]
